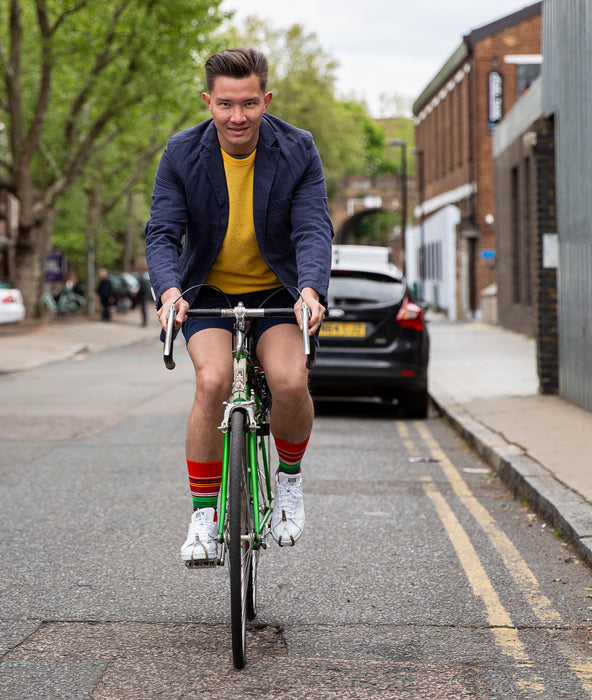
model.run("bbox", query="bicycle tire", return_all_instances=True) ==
[228,409,254,669]
[246,425,271,620]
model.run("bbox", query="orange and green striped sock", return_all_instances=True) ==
[274,435,310,475]
[186,458,223,510]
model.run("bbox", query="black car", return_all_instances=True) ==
[310,245,430,418]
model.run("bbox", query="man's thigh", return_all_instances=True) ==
[256,324,308,393]
[187,327,233,378]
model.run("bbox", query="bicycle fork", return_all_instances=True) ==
[217,355,269,556]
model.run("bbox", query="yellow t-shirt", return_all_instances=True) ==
[205,149,281,294]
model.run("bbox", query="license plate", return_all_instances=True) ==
[319,321,367,338]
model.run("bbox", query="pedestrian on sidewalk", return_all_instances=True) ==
[134,273,149,327]
[96,268,115,322]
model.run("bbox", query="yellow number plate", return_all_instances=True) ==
[319,321,367,338]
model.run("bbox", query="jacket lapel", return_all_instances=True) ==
[201,121,228,209]
[253,118,280,237]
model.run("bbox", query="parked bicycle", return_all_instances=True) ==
[163,284,313,669]
[40,282,86,317]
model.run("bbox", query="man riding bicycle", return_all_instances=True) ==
[145,48,334,563]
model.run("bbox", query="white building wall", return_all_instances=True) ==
[405,204,460,321]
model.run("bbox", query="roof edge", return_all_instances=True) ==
[464,1,542,48]
[413,42,468,115]
[413,2,542,116]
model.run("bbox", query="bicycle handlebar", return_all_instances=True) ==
[163,303,311,371]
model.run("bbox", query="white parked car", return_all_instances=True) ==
[0,287,26,324]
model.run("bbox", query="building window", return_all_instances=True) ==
[517,63,541,97]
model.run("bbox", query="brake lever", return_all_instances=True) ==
[163,305,177,370]
[301,302,311,357]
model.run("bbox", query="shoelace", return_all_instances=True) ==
[192,512,215,542]
[276,479,302,520]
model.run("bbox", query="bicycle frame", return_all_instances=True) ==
[216,314,273,553]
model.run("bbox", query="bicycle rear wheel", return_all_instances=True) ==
[228,409,255,669]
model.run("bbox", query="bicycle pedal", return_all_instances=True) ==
[184,558,220,569]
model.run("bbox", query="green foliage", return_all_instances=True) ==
[343,103,387,176]
[353,211,397,246]
[1,0,229,292]
[378,117,416,175]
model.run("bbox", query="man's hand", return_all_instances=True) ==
[295,286,325,335]
[157,287,190,332]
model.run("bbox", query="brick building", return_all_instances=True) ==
[411,2,542,320]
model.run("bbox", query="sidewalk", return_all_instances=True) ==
[1,311,591,566]
[0,308,158,373]
[428,317,592,567]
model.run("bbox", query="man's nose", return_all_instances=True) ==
[230,106,246,122]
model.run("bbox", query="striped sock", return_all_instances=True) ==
[186,459,223,510]
[274,436,310,475]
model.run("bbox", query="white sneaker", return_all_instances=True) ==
[181,507,218,563]
[271,471,305,546]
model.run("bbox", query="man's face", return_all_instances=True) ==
[202,73,272,156]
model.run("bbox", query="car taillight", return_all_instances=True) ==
[396,298,424,331]
[1,294,16,304]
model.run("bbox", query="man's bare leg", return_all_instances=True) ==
[185,328,233,461]
[256,323,314,443]
[180,327,233,563]
[257,323,312,545]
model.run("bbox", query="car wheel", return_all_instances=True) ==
[402,388,429,419]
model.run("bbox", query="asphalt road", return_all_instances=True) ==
[1,338,591,699]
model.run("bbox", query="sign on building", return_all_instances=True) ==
[488,71,503,133]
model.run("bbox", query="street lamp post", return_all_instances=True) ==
[412,147,425,301]
[389,139,407,272]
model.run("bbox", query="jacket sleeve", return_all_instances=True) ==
[289,139,334,301]
[144,144,188,307]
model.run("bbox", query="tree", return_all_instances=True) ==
[0,0,228,316]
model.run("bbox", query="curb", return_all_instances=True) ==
[430,392,592,568]
[0,344,88,374]
[0,333,154,375]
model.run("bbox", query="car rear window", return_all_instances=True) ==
[328,270,406,305]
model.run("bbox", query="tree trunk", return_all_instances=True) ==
[124,190,134,272]
[14,219,47,319]
[86,182,103,316]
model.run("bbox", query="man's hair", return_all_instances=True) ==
[204,48,268,94]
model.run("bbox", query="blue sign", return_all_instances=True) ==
[481,249,497,261]
[45,253,63,283]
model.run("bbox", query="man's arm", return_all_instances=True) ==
[145,144,188,307]
[289,139,334,304]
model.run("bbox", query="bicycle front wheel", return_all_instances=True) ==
[228,409,255,669]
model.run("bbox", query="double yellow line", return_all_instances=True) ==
[397,421,592,696]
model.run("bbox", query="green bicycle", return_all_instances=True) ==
[163,285,312,669]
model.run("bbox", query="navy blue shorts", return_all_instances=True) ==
[181,287,298,349]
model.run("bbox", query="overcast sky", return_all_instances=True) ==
[220,0,540,117]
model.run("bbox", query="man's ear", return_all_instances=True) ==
[202,93,212,111]
[263,92,273,111]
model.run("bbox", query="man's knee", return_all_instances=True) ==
[268,370,310,405]
[195,366,232,405]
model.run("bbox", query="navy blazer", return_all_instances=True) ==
[145,113,334,308]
